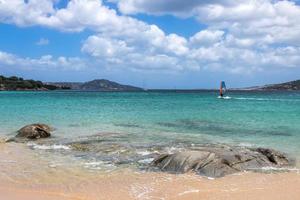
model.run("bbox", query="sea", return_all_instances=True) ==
[0,90,300,171]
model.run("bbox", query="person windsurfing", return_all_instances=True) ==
[219,81,226,98]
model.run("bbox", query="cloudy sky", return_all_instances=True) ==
[0,0,300,89]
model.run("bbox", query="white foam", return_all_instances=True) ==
[27,143,70,150]
[165,146,183,154]
[136,150,152,156]
[239,143,253,147]
[84,161,102,166]
[249,166,300,172]
[138,158,154,164]
[218,96,231,99]
[262,166,300,172]
[83,161,115,171]
[234,97,300,102]
[178,189,200,196]
[234,97,266,101]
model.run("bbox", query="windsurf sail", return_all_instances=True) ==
[220,81,226,97]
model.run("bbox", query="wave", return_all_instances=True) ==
[238,142,254,147]
[27,142,70,150]
[233,97,300,102]
[248,166,300,173]
[218,96,231,99]
[136,150,158,156]
[138,158,154,164]
[83,161,116,171]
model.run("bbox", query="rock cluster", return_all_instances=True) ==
[151,146,291,177]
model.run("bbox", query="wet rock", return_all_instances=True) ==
[151,146,291,178]
[70,143,91,151]
[254,147,289,166]
[16,124,53,140]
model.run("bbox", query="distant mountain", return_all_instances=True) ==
[49,79,144,91]
[0,75,70,91]
[242,80,300,91]
[260,80,300,90]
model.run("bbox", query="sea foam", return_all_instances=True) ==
[27,142,70,150]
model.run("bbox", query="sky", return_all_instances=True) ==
[0,0,300,89]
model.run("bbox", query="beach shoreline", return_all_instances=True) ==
[1,142,299,200]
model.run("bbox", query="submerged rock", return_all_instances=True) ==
[16,124,53,140]
[151,146,291,178]
[70,143,91,151]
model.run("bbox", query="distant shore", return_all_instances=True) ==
[2,74,300,91]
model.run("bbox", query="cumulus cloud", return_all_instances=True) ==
[112,0,242,17]
[0,51,87,71]
[114,0,300,46]
[0,0,300,75]
[81,36,133,58]
[196,0,300,46]
[81,34,191,71]
[190,30,224,47]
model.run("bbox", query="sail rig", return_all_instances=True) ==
[220,81,226,97]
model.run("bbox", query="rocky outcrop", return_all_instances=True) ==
[16,124,53,140]
[151,146,292,178]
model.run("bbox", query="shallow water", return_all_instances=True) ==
[0,90,300,170]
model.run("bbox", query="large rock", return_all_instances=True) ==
[151,146,291,178]
[16,124,52,139]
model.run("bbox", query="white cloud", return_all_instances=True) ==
[190,30,224,47]
[0,0,56,26]
[36,38,49,46]
[112,0,242,17]
[81,35,191,71]
[81,35,133,58]
[0,0,300,75]
[0,51,86,71]
[196,0,300,46]
[113,0,300,46]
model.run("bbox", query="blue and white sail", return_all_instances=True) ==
[220,81,226,97]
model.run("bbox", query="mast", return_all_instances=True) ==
[220,81,223,96]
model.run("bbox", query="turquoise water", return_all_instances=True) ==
[1,91,300,168]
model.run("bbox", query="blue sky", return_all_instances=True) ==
[0,0,300,89]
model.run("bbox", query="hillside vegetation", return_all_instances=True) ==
[0,75,70,91]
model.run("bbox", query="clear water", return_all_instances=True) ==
[1,91,300,169]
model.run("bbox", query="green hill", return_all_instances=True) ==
[0,75,70,91]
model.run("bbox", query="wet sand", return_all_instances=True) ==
[0,142,299,200]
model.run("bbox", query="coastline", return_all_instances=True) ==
[1,142,299,200]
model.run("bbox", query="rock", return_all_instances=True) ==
[16,124,53,139]
[70,143,90,151]
[151,146,291,178]
[254,147,289,166]
[4,137,16,143]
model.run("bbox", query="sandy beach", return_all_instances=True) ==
[0,142,299,200]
